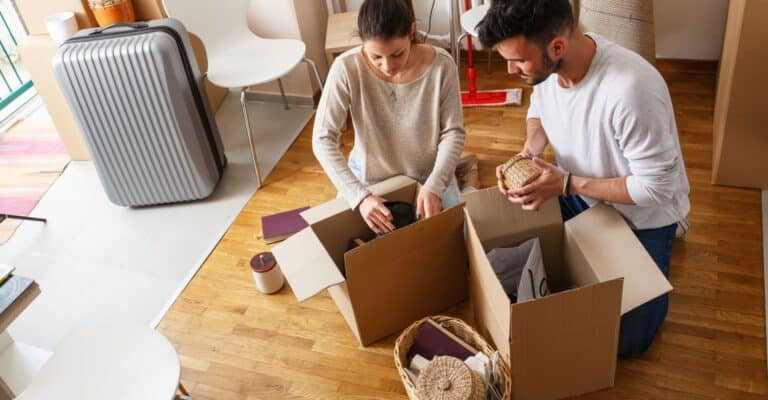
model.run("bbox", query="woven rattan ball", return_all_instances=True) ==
[416,356,485,400]
[500,155,541,190]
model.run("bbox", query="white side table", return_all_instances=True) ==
[0,279,50,400]
[17,321,182,400]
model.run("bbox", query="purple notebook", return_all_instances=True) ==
[261,207,309,244]
[407,319,476,361]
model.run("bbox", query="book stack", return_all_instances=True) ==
[407,318,477,361]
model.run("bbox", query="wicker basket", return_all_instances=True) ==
[416,356,486,400]
[499,155,541,190]
[394,316,512,400]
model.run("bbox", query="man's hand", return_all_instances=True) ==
[505,157,564,211]
[359,194,395,234]
[417,188,442,220]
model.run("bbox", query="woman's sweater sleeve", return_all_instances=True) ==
[312,60,371,209]
[423,65,466,196]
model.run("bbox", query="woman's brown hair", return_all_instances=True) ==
[357,0,419,43]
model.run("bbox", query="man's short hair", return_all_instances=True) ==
[477,0,575,49]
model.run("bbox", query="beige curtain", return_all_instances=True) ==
[578,0,656,63]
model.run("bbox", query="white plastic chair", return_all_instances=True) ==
[162,0,324,187]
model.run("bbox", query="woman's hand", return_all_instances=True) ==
[359,194,395,234]
[417,188,443,220]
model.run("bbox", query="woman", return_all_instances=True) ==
[313,0,466,234]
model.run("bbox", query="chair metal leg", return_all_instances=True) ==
[0,213,46,223]
[174,382,192,399]
[303,57,324,92]
[276,79,289,110]
[240,88,263,187]
[449,0,458,62]
[455,32,467,66]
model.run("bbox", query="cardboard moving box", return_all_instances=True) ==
[462,188,673,400]
[274,176,469,345]
[18,35,91,160]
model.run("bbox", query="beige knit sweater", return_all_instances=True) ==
[312,46,466,208]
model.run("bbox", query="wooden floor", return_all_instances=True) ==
[158,58,767,399]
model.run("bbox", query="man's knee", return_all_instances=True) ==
[618,330,656,357]
[617,294,669,357]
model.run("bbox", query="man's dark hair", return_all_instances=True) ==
[357,0,416,41]
[477,0,575,49]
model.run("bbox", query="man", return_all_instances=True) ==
[477,0,690,357]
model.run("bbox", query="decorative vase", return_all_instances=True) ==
[88,0,136,27]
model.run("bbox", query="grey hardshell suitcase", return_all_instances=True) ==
[53,19,226,207]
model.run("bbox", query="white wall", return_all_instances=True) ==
[294,0,330,91]
[653,0,728,60]
[251,0,728,97]
[342,0,729,60]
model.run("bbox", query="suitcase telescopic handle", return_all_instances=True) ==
[91,22,149,35]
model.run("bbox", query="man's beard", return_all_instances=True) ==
[522,52,562,85]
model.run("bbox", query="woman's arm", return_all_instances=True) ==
[423,63,466,198]
[312,60,371,209]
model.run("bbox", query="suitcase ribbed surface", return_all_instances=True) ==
[56,31,218,207]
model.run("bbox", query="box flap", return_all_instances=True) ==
[564,203,673,315]
[272,227,345,302]
[327,283,361,342]
[367,175,417,197]
[465,209,511,357]
[462,188,568,290]
[300,197,348,224]
[300,176,417,224]
[461,188,562,246]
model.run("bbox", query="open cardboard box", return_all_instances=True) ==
[274,176,469,345]
[462,188,673,400]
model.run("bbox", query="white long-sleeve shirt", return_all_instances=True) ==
[528,33,690,229]
[313,46,465,209]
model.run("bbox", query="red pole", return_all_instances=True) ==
[464,0,476,95]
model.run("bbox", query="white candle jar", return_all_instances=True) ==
[250,252,284,294]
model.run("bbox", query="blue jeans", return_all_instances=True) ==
[348,158,461,209]
[559,195,677,357]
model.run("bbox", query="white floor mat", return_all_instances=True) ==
[0,95,313,351]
